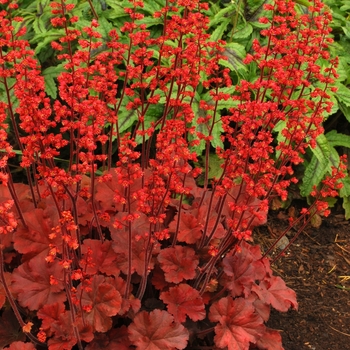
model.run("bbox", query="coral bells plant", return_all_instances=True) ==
[0,0,346,349]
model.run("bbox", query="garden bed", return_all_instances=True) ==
[259,210,350,350]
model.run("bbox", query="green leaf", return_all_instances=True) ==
[211,119,224,149]
[324,197,338,208]
[342,27,350,39]
[208,153,224,179]
[326,130,350,148]
[302,146,339,197]
[342,196,350,220]
[117,108,138,135]
[189,91,224,155]
[194,153,225,186]
[142,1,162,14]
[272,120,286,159]
[0,77,16,100]
[33,17,46,35]
[115,101,163,144]
[104,0,125,11]
[300,135,336,196]
[156,83,194,106]
[74,18,93,31]
[294,0,312,6]
[209,4,235,28]
[33,30,65,54]
[334,134,350,206]
[335,83,350,107]
[210,18,231,42]
[246,0,266,14]
[250,20,270,29]
[104,10,128,21]
[0,76,20,112]
[201,87,238,111]
[221,42,247,73]
[327,90,339,117]
[135,105,162,144]
[138,17,163,28]
[71,1,87,18]
[96,16,114,40]
[338,102,350,123]
[42,64,65,99]
[310,134,331,164]
[300,156,329,197]
[87,0,106,14]
[329,146,341,168]
[340,177,350,198]
[336,55,350,83]
[231,23,253,40]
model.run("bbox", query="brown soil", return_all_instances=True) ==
[257,208,350,350]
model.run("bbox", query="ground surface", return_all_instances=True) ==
[257,207,350,350]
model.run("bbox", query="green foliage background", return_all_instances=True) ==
[1,0,350,217]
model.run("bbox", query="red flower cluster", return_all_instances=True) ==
[0,0,344,349]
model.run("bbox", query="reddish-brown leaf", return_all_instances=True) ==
[94,169,144,213]
[222,242,266,297]
[47,337,77,350]
[168,206,225,244]
[168,210,202,244]
[0,309,26,347]
[111,212,159,276]
[160,284,206,323]
[47,335,77,350]
[0,226,14,249]
[108,326,133,349]
[37,302,66,334]
[0,272,13,309]
[86,326,131,350]
[104,276,141,316]
[94,170,126,212]
[10,183,34,214]
[251,275,298,312]
[199,205,226,239]
[246,294,271,322]
[5,341,35,350]
[13,209,62,260]
[81,239,120,276]
[11,256,66,310]
[182,172,204,199]
[128,309,189,350]
[191,190,219,209]
[151,265,170,291]
[158,246,198,283]
[256,328,284,350]
[78,275,122,332]
[209,297,264,350]
[47,311,93,350]
[67,177,94,226]
[222,184,268,229]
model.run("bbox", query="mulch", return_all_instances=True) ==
[257,208,350,350]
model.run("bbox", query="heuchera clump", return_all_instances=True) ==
[0,0,346,349]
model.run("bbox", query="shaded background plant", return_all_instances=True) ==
[0,0,346,349]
